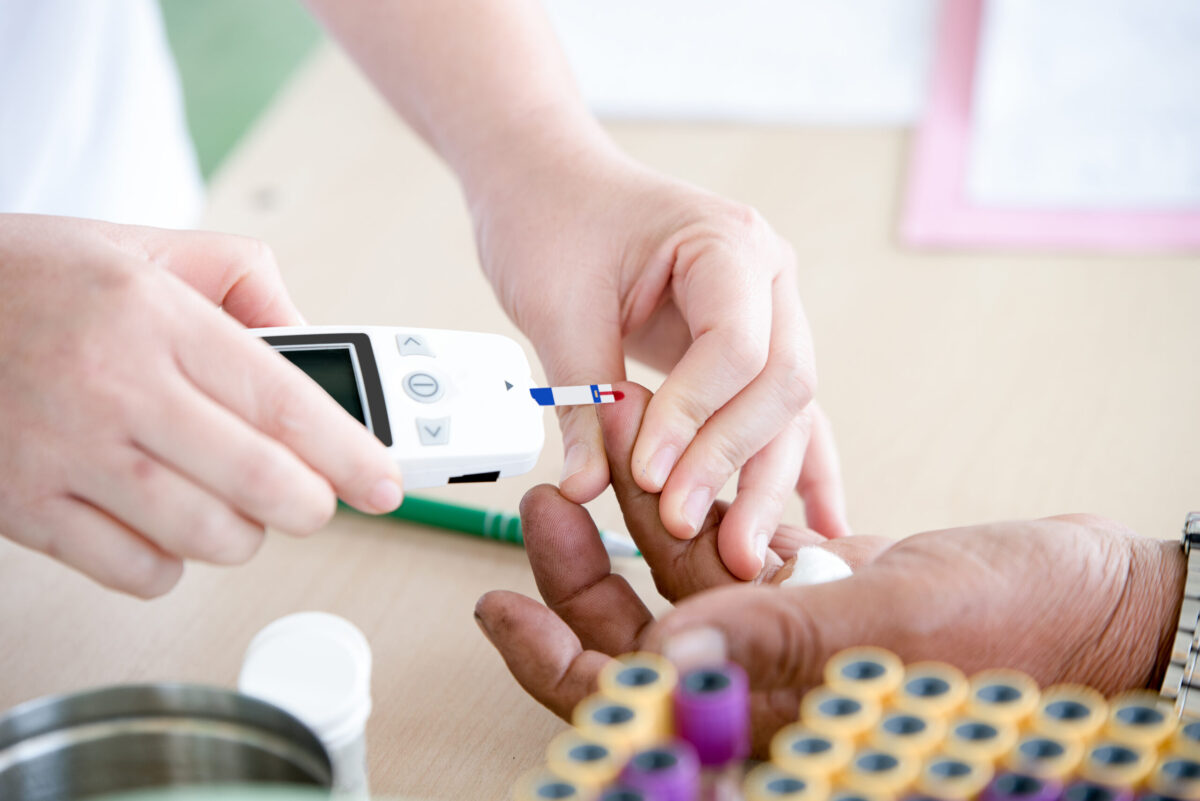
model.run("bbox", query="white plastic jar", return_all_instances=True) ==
[238,612,373,796]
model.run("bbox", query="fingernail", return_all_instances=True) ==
[754,530,771,570]
[645,445,680,490]
[682,487,713,534]
[561,443,588,483]
[662,627,728,672]
[367,478,403,512]
[781,546,853,587]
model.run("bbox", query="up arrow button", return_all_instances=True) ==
[396,333,434,357]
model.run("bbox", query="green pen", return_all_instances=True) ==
[344,495,641,558]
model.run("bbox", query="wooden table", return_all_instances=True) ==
[2,44,1198,800]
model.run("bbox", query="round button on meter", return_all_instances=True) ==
[403,371,444,403]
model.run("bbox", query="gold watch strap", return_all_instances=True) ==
[1162,512,1200,719]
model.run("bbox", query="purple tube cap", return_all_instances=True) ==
[673,662,750,767]
[1060,781,1134,801]
[620,740,700,801]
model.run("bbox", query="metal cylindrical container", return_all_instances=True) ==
[0,683,333,801]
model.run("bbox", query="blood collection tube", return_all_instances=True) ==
[771,723,854,778]
[1147,754,1200,801]
[673,663,750,767]
[600,653,679,740]
[964,671,1040,727]
[1080,740,1156,788]
[1030,686,1109,743]
[574,694,657,753]
[830,789,890,801]
[980,773,1064,801]
[743,763,830,801]
[1059,780,1135,801]
[1104,692,1177,749]
[913,752,994,801]
[869,709,947,759]
[942,716,1018,764]
[512,768,592,801]
[1002,733,1084,782]
[800,686,882,743]
[599,787,647,801]
[895,663,970,720]
[547,729,628,790]
[825,647,905,702]
[619,740,700,801]
[840,746,920,798]
[1171,722,1200,760]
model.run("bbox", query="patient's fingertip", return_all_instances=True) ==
[559,458,608,503]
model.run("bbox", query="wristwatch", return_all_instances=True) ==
[1161,512,1200,719]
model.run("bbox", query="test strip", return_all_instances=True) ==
[546,729,626,789]
[599,652,678,740]
[770,723,854,777]
[825,647,905,702]
[529,384,624,407]
[743,763,830,801]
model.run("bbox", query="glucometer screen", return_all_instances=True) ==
[279,347,367,425]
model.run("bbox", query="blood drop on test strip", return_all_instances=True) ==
[529,384,625,407]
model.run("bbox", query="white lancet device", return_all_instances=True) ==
[251,326,545,489]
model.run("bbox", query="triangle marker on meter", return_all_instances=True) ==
[529,384,624,407]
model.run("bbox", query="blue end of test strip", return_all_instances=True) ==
[529,387,556,406]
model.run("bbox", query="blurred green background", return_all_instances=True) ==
[159,0,322,179]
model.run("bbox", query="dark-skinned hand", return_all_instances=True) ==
[475,383,1183,753]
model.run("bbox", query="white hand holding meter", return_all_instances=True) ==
[250,326,619,489]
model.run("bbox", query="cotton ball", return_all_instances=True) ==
[780,546,853,587]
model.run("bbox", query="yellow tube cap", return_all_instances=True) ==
[964,670,1040,726]
[914,752,995,801]
[546,729,626,789]
[824,647,905,702]
[744,763,830,801]
[895,662,969,719]
[1030,685,1109,743]
[572,694,657,753]
[771,723,854,777]
[597,653,678,740]
[801,686,882,742]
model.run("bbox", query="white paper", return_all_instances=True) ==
[969,0,1200,210]
[541,0,938,125]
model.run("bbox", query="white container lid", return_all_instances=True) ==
[238,612,372,749]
